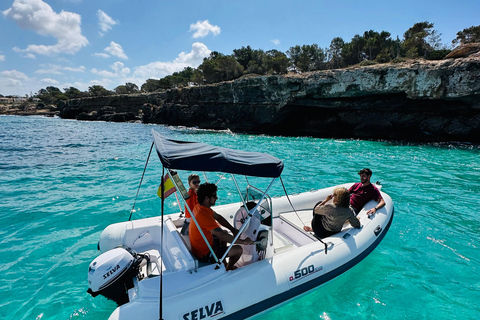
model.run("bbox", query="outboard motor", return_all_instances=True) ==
[87,246,145,306]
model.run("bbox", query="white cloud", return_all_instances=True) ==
[91,61,131,78]
[64,66,85,72]
[0,55,5,61]
[134,42,211,80]
[105,41,128,60]
[41,78,59,85]
[271,39,280,45]
[3,0,88,56]
[35,64,85,74]
[1,70,29,81]
[0,70,30,91]
[92,52,110,58]
[36,68,62,75]
[97,10,117,36]
[189,20,221,38]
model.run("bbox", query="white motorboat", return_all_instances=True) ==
[87,131,394,320]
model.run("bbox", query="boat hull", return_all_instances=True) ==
[100,183,394,320]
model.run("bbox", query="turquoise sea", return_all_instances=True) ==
[1,115,479,320]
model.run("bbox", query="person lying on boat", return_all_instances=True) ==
[349,168,386,216]
[189,182,254,270]
[181,174,200,235]
[303,187,360,239]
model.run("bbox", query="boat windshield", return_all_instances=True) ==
[242,186,272,226]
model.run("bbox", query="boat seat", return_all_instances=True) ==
[139,218,197,273]
[177,231,201,269]
[272,230,293,253]
[274,213,316,247]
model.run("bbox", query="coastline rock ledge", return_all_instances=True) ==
[59,57,480,143]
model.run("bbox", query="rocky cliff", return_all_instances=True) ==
[59,57,480,143]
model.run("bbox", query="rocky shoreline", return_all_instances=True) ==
[0,103,57,117]
[6,57,480,143]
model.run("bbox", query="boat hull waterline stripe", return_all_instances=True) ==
[222,210,394,320]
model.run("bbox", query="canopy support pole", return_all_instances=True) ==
[159,167,165,320]
[215,173,227,185]
[231,175,249,210]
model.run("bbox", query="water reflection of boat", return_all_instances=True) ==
[87,130,394,320]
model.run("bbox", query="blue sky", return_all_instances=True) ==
[1,0,479,96]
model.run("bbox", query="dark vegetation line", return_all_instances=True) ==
[2,22,480,108]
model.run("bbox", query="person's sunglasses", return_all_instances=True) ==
[192,180,200,185]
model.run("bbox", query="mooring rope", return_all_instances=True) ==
[129,142,154,221]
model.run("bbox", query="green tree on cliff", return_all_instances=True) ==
[362,30,395,62]
[327,37,345,68]
[36,86,68,104]
[64,87,84,99]
[198,52,244,83]
[287,44,325,72]
[234,47,289,75]
[165,66,201,87]
[265,49,289,74]
[115,83,139,94]
[340,30,396,65]
[88,85,113,97]
[403,21,435,58]
[233,46,254,70]
[141,79,162,92]
[191,69,205,85]
[341,34,367,65]
[36,88,53,104]
[158,75,185,89]
[215,55,244,81]
[453,25,480,45]
[245,49,268,75]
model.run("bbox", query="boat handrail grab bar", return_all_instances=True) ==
[243,185,273,211]
[217,176,277,267]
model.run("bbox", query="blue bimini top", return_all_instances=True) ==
[152,130,284,178]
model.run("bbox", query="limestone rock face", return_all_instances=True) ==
[445,43,480,59]
[59,57,480,142]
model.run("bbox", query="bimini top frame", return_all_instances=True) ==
[152,130,283,268]
[152,130,284,178]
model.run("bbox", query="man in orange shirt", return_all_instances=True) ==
[189,183,253,270]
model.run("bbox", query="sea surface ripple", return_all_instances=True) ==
[0,115,479,320]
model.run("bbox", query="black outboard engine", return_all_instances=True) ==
[87,246,145,306]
